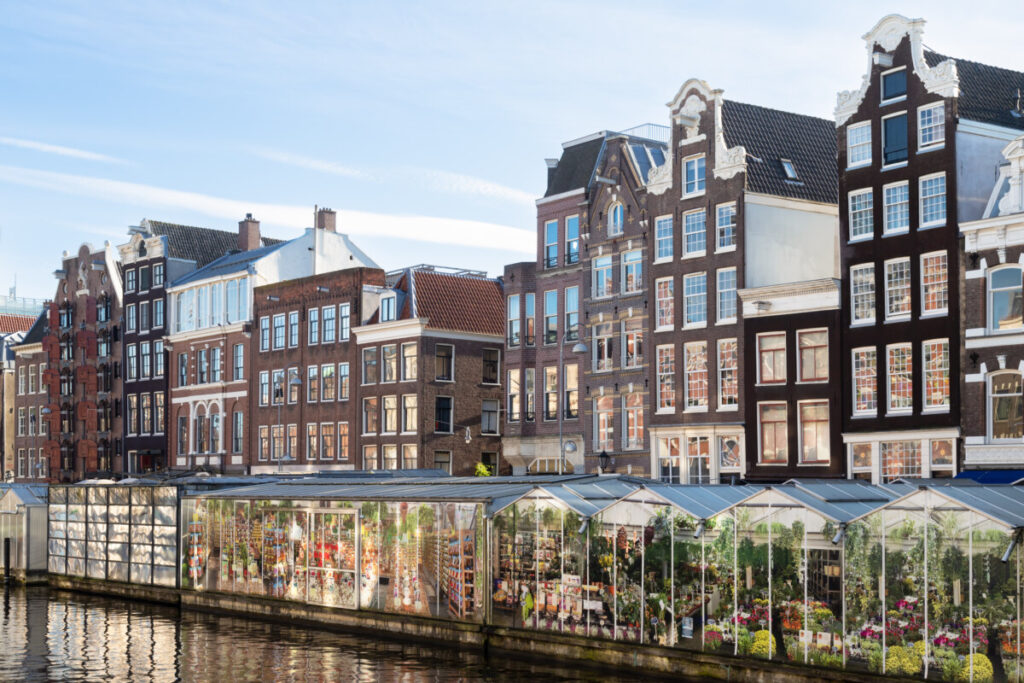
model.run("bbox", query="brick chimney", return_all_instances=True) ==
[316,207,337,233]
[238,213,261,251]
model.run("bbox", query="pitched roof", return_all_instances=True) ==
[170,242,287,287]
[409,269,504,336]
[544,136,605,197]
[0,313,39,335]
[722,100,838,205]
[17,312,46,344]
[925,51,1024,132]
[145,220,283,268]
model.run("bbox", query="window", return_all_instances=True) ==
[887,344,913,413]
[759,403,788,464]
[883,182,909,234]
[921,251,948,315]
[923,339,950,410]
[507,294,520,346]
[363,445,379,470]
[543,366,558,420]
[140,301,150,331]
[853,348,877,416]
[178,417,188,456]
[990,267,1023,331]
[17,408,25,436]
[17,366,24,395]
[233,412,243,452]
[382,445,397,470]
[338,363,349,400]
[684,155,705,195]
[401,342,417,380]
[197,349,208,384]
[154,299,164,328]
[684,342,708,410]
[402,444,417,470]
[126,269,136,292]
[543,290,557,344]
[881,441,921,481]
[717,268,737,322]
[918,103,945,149]
[127,304,137,332]
[307,365,319,403]
[233,343,244,380]
[781,158,798,180]
[716,204,736,250]
[656,278,674,329]
[434,396,452,433]
[178,353,188,387]
[607,203,623,236]
[402,395,417,432]
[593,323,613,372]
[990,372,1024,441]
[919,173,946,227]
[656,345,675,411]
[483,348,499,384]
[153,263,164,286]
[798,330,828,382]
[155,393,165,433]
[507,369,521,422]
[271,369,284,405]
[621,250,642,293]
[799,402,830,464]
[592,255,612,298]
[363,347,378,384]
[885,258,911,320]
[565,286,579,341]
[211,347,222,382]
[127,394,138,435]
[338,423,350,460]
[851,264,876,324]
[758,333,786,384]
[544,220,558,268]
[306,424,319,460]
[524,293,535,346]
[141,394,153,433]
[623,393,643,449]
[683,210,706,257]
[382,344,398,382]
[270,314,285,349]
[307,307,319,344]
[622,319,643,369]
[258,370,269,406]
[435,344,453,381]
[27,407,35,436]
[258,426,270,461]
[683,273,706,326]
[339,303,351,341]
[849,189,873,240]
[382,396,398,433]
[139,266,151,291]
[594,396,614,451]
[321,364,336,401]
[566,215,580,265]
[140,341,152,378]
[126,344,138,380]
[432,450,450,474]
[882,112,908,165]
[322,306,336,343]
[655,216,673,260]
[881,67,907,102]
[288,311,299,347]
[718,339,738,409]
[564,363,578,419]
[482,400,499,435]
[847,121,872,167]
[362,397,379,434]
[258,316,270,351]
[379,296,396,323]
[525,368,536,422]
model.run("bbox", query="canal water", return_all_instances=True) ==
[0,586,666,682]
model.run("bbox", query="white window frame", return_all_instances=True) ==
[881,110,909,169]
[656,344,675,413]
[920,250,948,317]
[757,401,788,465]
[716,267,737,323]
[846,121,872,168]
[882,180,910,235]
[884,257,912,322]
[880,66,907,105]
[682,209,706,258]
[917,102,945,151]
[654,215,673,262]
[796,328,829,383]
[850,263,876,325]
[756,332,787,385]
[988,265,1024,333]
[852,347,878,417]
[918,172,947,229]
[886,343,913,415]
[683,341,708,412]
[988,371,1024,443]
[922,338,950,413]
[683,272,707,328]
[715,203,737,253]
[717,338,738,411]
[620,249,643,294]
[797,399,830,465]
[607,202,624,236]
[848,188,873,241]
[683,154,706,197]
[655,277,674,330]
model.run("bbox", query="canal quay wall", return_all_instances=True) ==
[49,574,912,683]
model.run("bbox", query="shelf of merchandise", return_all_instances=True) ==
[448,530,475,619]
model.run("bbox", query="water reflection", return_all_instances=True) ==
[0,586,651,682]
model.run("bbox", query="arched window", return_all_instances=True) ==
[989,371,1023,441]
[209,404,221,453]
[989,266,1023,331]
[194,405,208,453]
[607,202,624,236]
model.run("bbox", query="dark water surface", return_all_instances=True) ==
[0,586,671,682]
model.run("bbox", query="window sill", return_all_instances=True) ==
[682,252,707,260]
[846,161,872,171]
[850,320,876,328]
[886,410,913,417]
[880,95,907,106]
[852,413,878,419]
[920,310,948,319]
[797,461,831,467]
[718,405,739,412]
[682,190,706,200]
[918,222,946,231]
[921,407,950,415]
[917,143,945,154]
[683,322,708,331]
[884,316,911,324]
[716,318,737,326]
[683,407,709,414]
[756,381,787,387]
[434,379,455,383]
[655,409,675,415]
[882,229,910,238]
[797,379,829,385]
[881,162,909,172]
[655,325,675,333]
[757,462,789,467]
[653,257,673,265]
[848,235,873,244]
[714,245,737,255]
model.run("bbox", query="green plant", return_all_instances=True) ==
[737,629,754,656]
[473,462,493,477]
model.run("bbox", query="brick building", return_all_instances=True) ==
[4,312,43,480]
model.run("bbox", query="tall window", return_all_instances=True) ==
[799,402,830,464]
[140,301,150,331]
[322,305,336,343]
[881,67,907,101]
[379,296,396,323]
[339,423,350,460]
[482,348,500,384]
[154,299,164,328]
[656,345,675,411]
[923,339,950,410]
[259,316,269,351]
[758,333,786,384]
[544,220,558,268]
[683,210,706,257]
[882,112,908,165]
[382,344,398,382]
[684,342,708,410]
[435,344,453,381]
[849,189,873,240]
[684,155,705,195]
[921,251,948,315]
[564,363,578,418]
[402,343,417,380]
[382,396,398,433]
[543,366,558,420]
[918,103,945,149]
[798,330,828,382]
[233,343,244,380]
[272,314,285,349]
[288,311,299,347]
[400,396,416,433]
[717,268,737,322]
[593,323,613,372]
[851,264,876,324]
[321,364,336,401]
[622,319,643,368]
[919,173,946,228]
[565,286,579,341]
[197,349,208,384]
[507,294,520,346]
[258,371,269,406]
[258,426,269,461]
[655,216,673,260]
[847,121,871,167]
[140,342,152,378]
[127,344,138,380]
[307,365,319,403]
[434,396,452,433]
[758,403,788,464]
[307,307,319,344]
[607,203,623,236]
[594,396,614,451]
[482,400,499,434]
[525,368,536,421]
[718,339,738,408]
[363,397,379,434]
[853,348,877,415]
[178,353,188,387]
[507,369,521,422]
[881,441,921,481]
[524,293,535,346]
[339,303,351,340]
[716,204,736,250]
[656,278,674,329]
[887,344,913,413]
[211,347,222,382]
[233,412,243,453]
[621,250,642,294]
[883,181,909,234]
[306,424,319,460]
[319,423,335,460]
[990,372,1024,441]
[592,256,612,298]
[623,394,643,449]
[543,290,557,344]
[338,363,349,400]
[885,258,911,320]
[683,273,706,326]
[271,369,285,405]
[566,215,580,264]
[989,267,1023,331]
[363,347,378,384]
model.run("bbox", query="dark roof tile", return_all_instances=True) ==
[544,137,605,197]
[146,221,283,268]
[925,51,1024,131]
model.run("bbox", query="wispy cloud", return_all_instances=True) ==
[247,147,368,179]
[415,168,535,205]
[0,136,128,165]
[0,164,533,253]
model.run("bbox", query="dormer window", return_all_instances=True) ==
[780,158,798,180]
[607,203,624,236]
[381,295,397,322]
[881,67,907,103]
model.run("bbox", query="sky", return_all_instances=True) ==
[1,1,1023,299]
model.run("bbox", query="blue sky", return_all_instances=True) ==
[1,1,1022,298]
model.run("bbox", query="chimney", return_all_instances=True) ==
[316,207,337,233]
[238,213,261,251]
[545,158,559,188]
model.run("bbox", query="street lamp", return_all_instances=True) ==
[276,375,303,474]
[599,450,610,473]
[558,334,588,476]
